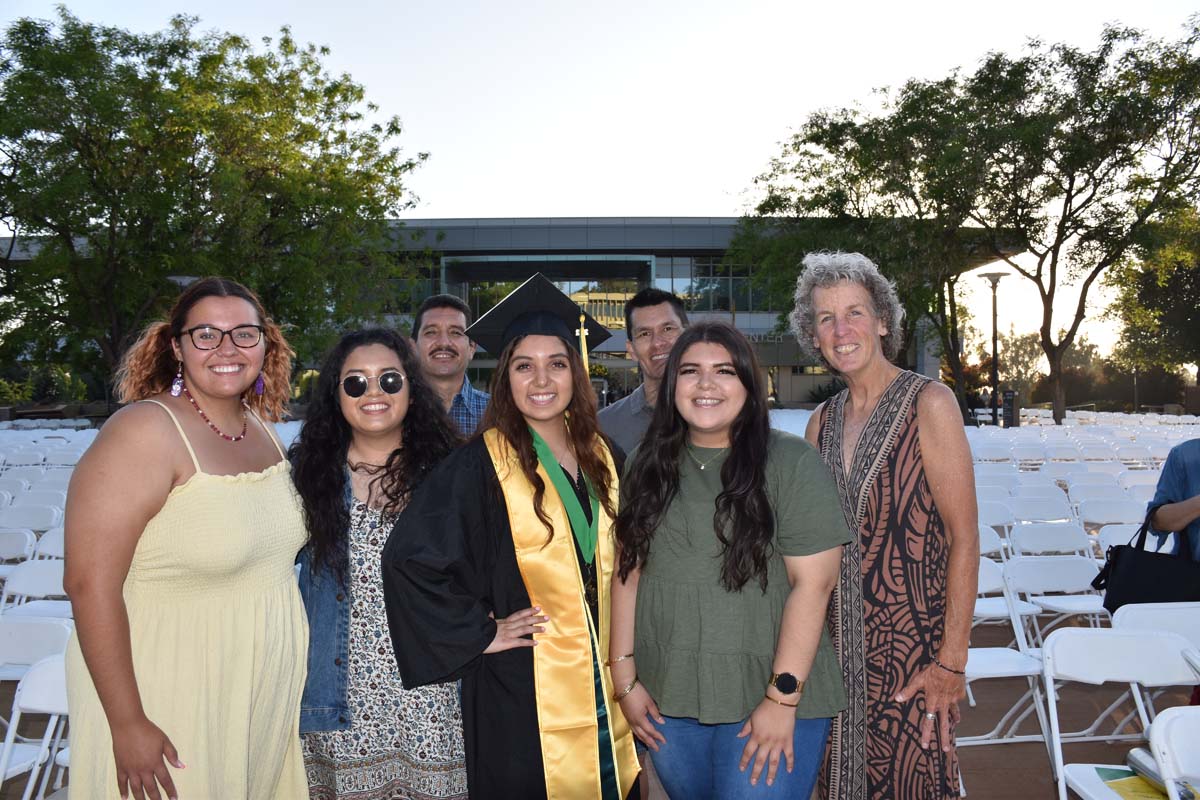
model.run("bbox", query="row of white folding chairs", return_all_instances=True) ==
[971,442,1169,467]
[0,467,76,487]
[1046,626,1200,800]
[963,594,1200,799]
[975,460,1162,481]
[0,451,83,467]
[977,482,1156,507]
[978,498,1147,535]
[0,529,64,574]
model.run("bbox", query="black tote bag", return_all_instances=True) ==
[1091,505,1200,614]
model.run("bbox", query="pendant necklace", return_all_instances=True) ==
[685,444,728,471]
[181,383,249,442]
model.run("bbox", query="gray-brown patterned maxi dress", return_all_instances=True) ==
[817,371,960,800]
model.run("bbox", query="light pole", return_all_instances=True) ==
[980,272,1008,426]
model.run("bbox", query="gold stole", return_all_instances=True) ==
[483,429,639,800]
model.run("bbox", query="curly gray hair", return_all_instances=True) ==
[789,251,905,366]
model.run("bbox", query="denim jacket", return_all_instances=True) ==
[297,480,353,733]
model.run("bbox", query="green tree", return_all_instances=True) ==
[996,328,1045,406]
[741,22,1200,423]
[0,11,426,385]
[1107,207,1200,380]
[730,74,994,416]
[958,24,1200,422]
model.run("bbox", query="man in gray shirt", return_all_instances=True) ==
[599,287,688,453]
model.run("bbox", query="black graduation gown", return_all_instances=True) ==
[380,436,559,799]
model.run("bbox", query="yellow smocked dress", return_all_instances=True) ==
[65,400,309,798]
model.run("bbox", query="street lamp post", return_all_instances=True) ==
[980,272,1008,426]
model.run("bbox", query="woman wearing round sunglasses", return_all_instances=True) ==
[290,329,467,800]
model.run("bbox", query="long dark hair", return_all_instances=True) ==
[615,322,774,592]
[289,328,461,578]
[480,336,617,538]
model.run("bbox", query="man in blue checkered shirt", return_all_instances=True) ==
[412,295,490,435]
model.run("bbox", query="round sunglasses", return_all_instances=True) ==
[340,371,405,398]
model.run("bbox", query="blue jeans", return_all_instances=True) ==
[648,714,831,800]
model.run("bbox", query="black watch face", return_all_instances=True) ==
[774,673,799,694]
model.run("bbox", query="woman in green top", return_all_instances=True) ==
[611,321,851,799]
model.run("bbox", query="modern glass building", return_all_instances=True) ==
[391,217,833,401]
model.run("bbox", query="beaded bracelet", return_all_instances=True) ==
[931,654,966,676]
[613,678,640,702]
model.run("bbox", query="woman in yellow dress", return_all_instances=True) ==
[64,277,308,800]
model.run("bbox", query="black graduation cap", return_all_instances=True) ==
[466,273,612,356]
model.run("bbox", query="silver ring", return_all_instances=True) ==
[925,712,937,720]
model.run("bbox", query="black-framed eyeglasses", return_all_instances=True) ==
[341,371,405,398]
[180,325,264,350]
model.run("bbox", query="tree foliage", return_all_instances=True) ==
[0,10,426,391]
[740,20,1200,422]
[1107,206,1200,375]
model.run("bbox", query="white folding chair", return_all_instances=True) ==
[1012,485,1067,501]
[977,500,1016,537]
[1113,601,1200,651]
[1005,555,1106,643]
[1046,444,1084,462]
[977,472,1020,492]
[959,557,1048,748]
[1068,483,1117,507]
[976,485,1012,504]
[28,473,71,493]
[1115,445,1154,469]
[0,480,29,497]
[1010,523,1092,557]
[1078,445,1116,461]
[0,468,44,486]
[1067,472,1120,490]
[0,562,70,619]
[973,444,1014,463]
[1118,470,1161,490]
[0,656,68,800]
[1148,706,1200,800]
[1085,461,1127,476]
[31,530,63,562]
[1125,484,1157,505]
[1078,498,1147,536]
[975,554,1040,625]
[1011,443,1047,470]
[0,508,61,537]
[1043,628,1197,800]
[1040,462,1089,481]
[978,524,1006,562]
[1010,496,1076,525]
[39,451,80,468]
[0,619,73,684]
[10,492,65,511]
[0,531,37,582]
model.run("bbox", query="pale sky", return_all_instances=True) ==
[4,0,1196,355]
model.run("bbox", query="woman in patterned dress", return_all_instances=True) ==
[291,329,468,800]
[790,252,979,800]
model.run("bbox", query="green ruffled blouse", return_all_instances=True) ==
[632,429,852,723]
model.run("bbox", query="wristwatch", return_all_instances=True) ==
[769,672,802,696]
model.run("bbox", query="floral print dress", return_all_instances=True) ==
[303,501,469,800]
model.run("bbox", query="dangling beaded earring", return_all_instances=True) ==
[170,362,184,397]
[254,372,265,396]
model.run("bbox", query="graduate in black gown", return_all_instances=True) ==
[382,275,641,800]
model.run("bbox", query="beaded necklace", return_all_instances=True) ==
[181,383,249,442]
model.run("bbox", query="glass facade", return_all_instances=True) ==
[652,256,774,313]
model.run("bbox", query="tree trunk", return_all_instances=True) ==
[1048,352,1067,424]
